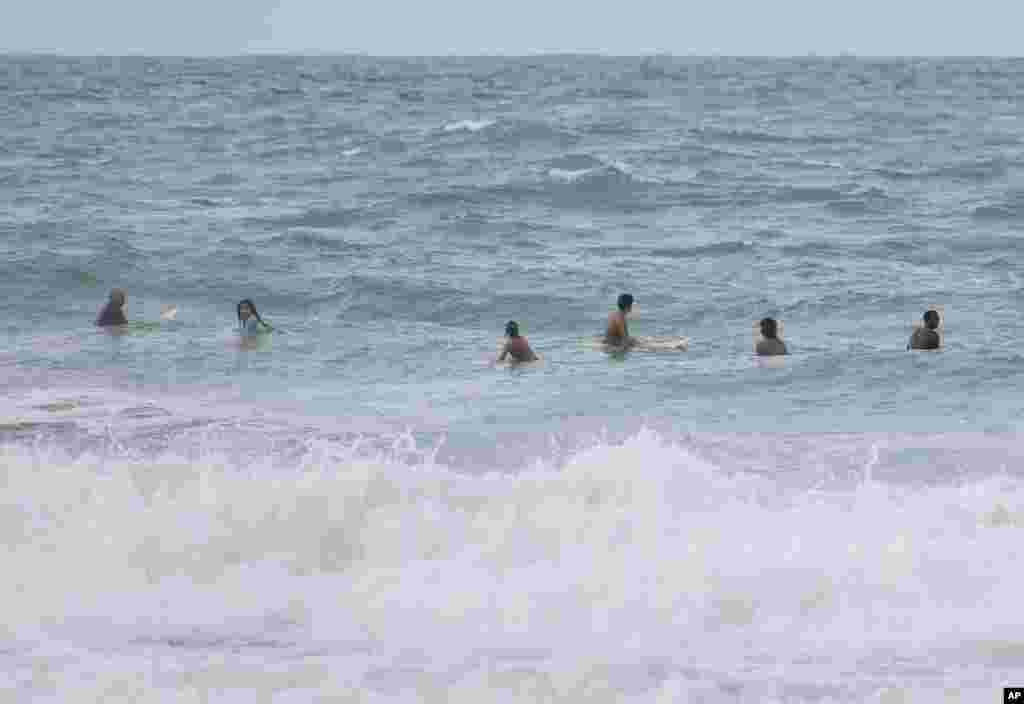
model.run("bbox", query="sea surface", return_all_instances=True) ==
[2,55,1024,702]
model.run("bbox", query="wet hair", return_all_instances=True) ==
[237,299,272,331]
[617,293,634,311]
[505,320,520,337]
[760,317,779,339]
[923,310,940,328]
[96,288,127,326]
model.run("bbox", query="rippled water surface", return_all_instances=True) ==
[3,56,1024,434]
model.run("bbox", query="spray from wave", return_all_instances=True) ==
[2,429,1021,701]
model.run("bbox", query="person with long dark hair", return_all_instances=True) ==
[237,299,272,335]
[96,288,128,327]
[497,321,538,363]
[908,309,941,350]
[756,317,787,355]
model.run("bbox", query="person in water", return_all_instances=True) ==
[497,321,538,363]
[756,317,788,355]
[96,288,128,326]
[605,293,634,346]
[237,299,272,335]
[908,309,941,350]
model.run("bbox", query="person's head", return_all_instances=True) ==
[109,288,126,307]
[505,321,520,338]
[923,310,940,329]
[617,293,634,312]
[760,317,779,339]
[237,299,258,322]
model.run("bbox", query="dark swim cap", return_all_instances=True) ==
[505,321,519,337]
[760,317,778,338]
[923,310,940,327]
[617,293,634,310]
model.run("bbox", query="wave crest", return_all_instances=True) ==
[3,429,1024,699]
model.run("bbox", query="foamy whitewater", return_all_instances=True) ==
[5,429,1024,702]
[3,55,1024,701]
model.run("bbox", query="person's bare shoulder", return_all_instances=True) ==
[756,339,787,356]
[909,329,940,350]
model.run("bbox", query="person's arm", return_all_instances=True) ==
[496,343,509,363]
[96,304,126,326]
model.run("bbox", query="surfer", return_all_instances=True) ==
[908,309,941,350]
[237,299,272,335]
[95,288,128,326]
[497,321,538,363]
[756,317,787,355]
[605,293,634,347]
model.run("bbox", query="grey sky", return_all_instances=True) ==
[3,0,1021,56]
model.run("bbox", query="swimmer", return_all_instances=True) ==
[908,309,941,350]
[95,288,127,326]
[756,317,788,355]
[497,321,538,363]
[237,299,272,335]
[605,293,634,346]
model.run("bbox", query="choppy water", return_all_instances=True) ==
[2,55,1024,701]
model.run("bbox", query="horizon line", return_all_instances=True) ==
[3,50,1024,60]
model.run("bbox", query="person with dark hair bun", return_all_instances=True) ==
[96,288,128,327]
[497,320,538,363]
[756,317,787,355]
[908,309,941,350]
[237,299,272,336]
[604,293,634,346]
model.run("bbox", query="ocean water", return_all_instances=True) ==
[2,55,1024,702]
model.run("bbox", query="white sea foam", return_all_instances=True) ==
[2,429,1023,701]
[442,119,497,133]
[545,157,658,187]
[547,167,595,182]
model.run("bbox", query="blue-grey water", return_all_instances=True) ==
[2,56,1024,702]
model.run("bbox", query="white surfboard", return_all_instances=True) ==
[586,335,689,352]
[634,336,688,351]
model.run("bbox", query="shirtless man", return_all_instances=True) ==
[497,321,538,363]
[908,310,941,350]
[755,317,787,355]
[605,293,634,346]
